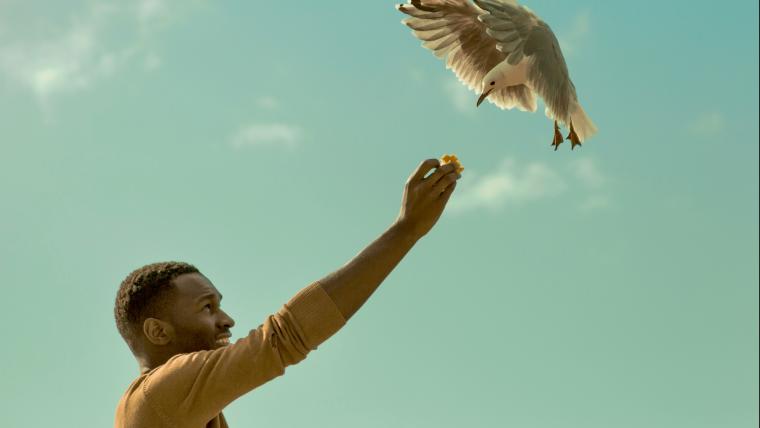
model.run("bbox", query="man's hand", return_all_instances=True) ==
[318,157,461,320]
[395,158,461,240]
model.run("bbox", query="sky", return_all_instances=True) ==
[0,0,757,427]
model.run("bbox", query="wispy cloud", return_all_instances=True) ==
[137,0,170,31]
[557,10,591,56]
[256,96,279,110]
[578,194,610,212]
[567,157,610,213]
[569,157,605,189]
[448,158,567,214]
[449,156,611,215]
[689,112,726,136]
[0,4,118,103]
[0,0,188,108]
[230,123,302,151]
[443,78,476,114]
[142,52,163,71]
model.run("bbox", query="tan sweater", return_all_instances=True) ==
[114,281,347,428]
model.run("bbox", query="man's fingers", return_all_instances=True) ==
[409,158,441,184]
[425,163,457,187]
[433,172,459,195]
[439,180,457,204]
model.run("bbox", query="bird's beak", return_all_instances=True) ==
[476,88,493,107]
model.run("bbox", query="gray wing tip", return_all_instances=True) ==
[397,3,416,15]
[397,1,446,17]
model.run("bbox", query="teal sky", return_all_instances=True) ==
[1,1,757,426]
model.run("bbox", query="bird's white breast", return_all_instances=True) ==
[491,57,532,88]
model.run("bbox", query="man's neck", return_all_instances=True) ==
[138,358,158,374]
[137,350,175,374]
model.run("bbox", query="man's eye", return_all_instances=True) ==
[204,304,212,310]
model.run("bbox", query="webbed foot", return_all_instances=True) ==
[566,121,582,150]
[551,120,564,151]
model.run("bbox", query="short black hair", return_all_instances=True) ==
[114,261,199,352]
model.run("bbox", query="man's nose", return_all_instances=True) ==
[219,310,235,329]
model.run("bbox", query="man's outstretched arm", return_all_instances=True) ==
[320,158,461,320]
[126,158,461,426]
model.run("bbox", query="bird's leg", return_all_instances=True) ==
[566,121,582,150]
[551,120,564,151]
[411,0,437,12]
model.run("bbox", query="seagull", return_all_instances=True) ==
[397,0,597,150]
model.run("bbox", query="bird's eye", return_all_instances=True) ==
[490,81,495,86]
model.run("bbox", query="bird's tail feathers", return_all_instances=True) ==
[569,101,597,142]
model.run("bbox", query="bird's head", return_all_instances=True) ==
[477,71,501,107]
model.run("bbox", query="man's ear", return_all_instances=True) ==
[143,318,174,346]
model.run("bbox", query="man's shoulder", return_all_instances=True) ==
[114,353,222,427]
[120,373,148,397]
[114,374,165,427]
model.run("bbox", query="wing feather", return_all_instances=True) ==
[399,0,505,94]
[399,0,539,112]
[473,0,577,118]
[474,0,539,65]
[405,20,451,31]
[489,84,537,112]
[523,23,577,123]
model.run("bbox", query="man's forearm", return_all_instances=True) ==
[318,220,419,321]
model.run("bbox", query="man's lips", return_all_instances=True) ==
[215,333,231,346]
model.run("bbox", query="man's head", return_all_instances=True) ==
[114,261,235,362]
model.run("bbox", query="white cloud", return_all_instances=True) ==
[448,156,611,215]
[230,123,302,151]
[578,194,610,212]
[137,0,169,28]
[568,157,611,212]
[689,112,726,136]
[143,52,162,71]
[256,96,279,110]
[448,158,567,214]
[569,157,605,189]
[557,10,591,56]
[443,78,476,114]
[1,10,106,102]
[0,1,187,107]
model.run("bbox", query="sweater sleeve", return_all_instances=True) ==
[142,281,347,426]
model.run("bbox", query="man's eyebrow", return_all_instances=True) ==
[195,292,223,302]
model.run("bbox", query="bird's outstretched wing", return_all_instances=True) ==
[474,0,577,122]
[398,0,536,111]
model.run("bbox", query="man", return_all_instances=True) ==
[114,158,461,427]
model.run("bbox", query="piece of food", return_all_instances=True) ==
[440,154,464,174]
